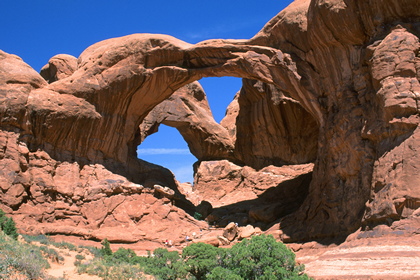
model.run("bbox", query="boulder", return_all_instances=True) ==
[196,236,220,247]
[223,222,239,241]
[40,54,77,83]
[217,235,230,246]
[238,225,255,240]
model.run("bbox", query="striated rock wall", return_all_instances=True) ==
[0,0,419,245]
[233,78,318,169]
[0,129,205,245]
[249,0,420,241]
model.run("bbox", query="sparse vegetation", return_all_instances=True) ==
[22,233,78,251]
[0,231,50,279]
[79,244,102,257]
[75,234,311,280]
[22,233,51,244]
[39,245,65,263]
[0,211,310,279]
[100,238,113,257]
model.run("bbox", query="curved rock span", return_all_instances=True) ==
[0,0,419,251]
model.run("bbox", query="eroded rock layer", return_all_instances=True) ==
[0,0,419,246]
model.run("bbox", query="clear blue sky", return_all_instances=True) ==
[1,0,293,183]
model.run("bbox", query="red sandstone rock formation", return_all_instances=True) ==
[249,0,420,242]
[139,82,235,161]
[40,54,78,83]
[0,0,419,250]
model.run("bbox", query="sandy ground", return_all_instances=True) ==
[44,234,420,279]
[45,246,102,280]
[294,236,420,280]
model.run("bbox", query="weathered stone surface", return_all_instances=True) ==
[232,79,318,169]
[223,222,239,241]
[250,0,420,242]
[140,82,235,161]
[192,160,313,208]
[217,235,230,246]
[296,234,420,280]
[40,54,77,83]
[0,0,419,252]
[140,75,318,169]
[238,225,256,240]
[195,235,220,247]
[0,50,47,129]
[190,160,313,231]
[0,130,206,245]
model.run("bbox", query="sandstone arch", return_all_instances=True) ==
[139,78,318,169]
[30,34,322,167]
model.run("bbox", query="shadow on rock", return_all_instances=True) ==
[204,172,312,231]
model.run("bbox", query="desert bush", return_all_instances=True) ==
[75,254,85,260]
[0,209,18,240]
[23,233,78,251]
[0,232,50,279]
[74,234,311,280]
[50,240,77,251]
[207,266,244,280]
[100,238,113,257]
[105,247,137,264]
[182,242,222,280]
[140,247,187,280]
[217,235,310,280]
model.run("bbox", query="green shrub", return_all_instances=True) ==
[207,266,243,280]
[140,247,187,280]
[100,238,113,257]
[74,234,311,280]
[218,235,309,280]
[75,254,85,260]
[105,247,137,264]
[182,242,221,280]
[193,212,203,220]
[0,209,18,240]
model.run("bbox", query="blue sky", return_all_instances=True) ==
[1,0,293,182]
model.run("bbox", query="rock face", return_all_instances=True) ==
[249,0,420,242]
[140,82,235,161]
[0,0,419,248]
[140,76,318,169]
[0,129,205,245]
[40,54,78,83]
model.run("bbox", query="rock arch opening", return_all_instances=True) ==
[136,74,319,230]
[137,124,197,183]
[199,77,243,123]
[137,77,243,184]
